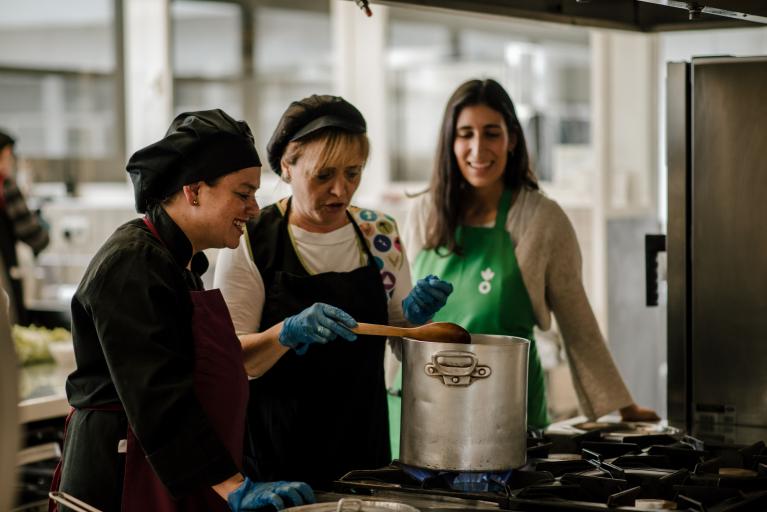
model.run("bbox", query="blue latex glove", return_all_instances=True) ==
[402,274,453,325]
[227,478,315,511]
[279,303,357,355]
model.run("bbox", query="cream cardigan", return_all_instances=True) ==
[403,187,633,420]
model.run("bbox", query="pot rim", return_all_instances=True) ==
[403,333,530,348]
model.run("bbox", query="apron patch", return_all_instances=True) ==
[479,267,495,295]
[360,209,378,221]
[381,271,396,291]
[376,220,393,234]
[359,222,375,237]
[387,252,402,268]
[374,234,392,252]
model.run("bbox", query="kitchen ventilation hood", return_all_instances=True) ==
[373,1,767,31]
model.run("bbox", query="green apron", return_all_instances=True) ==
[408,188,548,431]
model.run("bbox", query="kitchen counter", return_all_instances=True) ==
[545,414,676,436]
[18,363,70,424]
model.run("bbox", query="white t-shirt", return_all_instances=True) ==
[214,207,412,336]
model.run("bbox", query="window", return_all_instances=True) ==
[171,0,333,166]
[385,7,591,183]
[172,1,244,117]
[252,3,333,146]
[0,0,123,183]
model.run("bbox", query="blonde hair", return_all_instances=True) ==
[281,129,369,179]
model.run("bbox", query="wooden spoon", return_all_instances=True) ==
[352,322,471,344]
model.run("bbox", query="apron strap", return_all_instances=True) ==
[142,216,163,244]
[283,197,378,270]
[493,188,513,230]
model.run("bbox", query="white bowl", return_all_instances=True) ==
[48,342,75,368]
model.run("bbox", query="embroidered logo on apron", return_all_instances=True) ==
[479,267,495,295]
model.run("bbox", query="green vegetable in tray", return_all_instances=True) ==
[12,324,72,366]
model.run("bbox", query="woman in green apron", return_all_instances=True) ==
[396,79,658,445]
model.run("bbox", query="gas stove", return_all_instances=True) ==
[312,418,767,511]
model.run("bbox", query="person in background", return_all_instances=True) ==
[0,130,49,325]
[51,110,313,512]
[214,95,452,486]
[403,79,659,428]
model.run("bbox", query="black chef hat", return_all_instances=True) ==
[266,95,366,175]
[126,109,261,213]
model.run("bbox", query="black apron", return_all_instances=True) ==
[246,199,390,487]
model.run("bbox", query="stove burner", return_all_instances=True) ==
[329,424,767,511]
[394,462,526,492]
[451,471,512,492]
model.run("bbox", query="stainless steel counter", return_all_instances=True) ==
[18,363,70,424]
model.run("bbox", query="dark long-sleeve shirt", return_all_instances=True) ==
[62,204,237,507]
[0,176,49,324]
[0,176,49,255]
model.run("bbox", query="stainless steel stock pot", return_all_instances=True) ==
[400,334,529,471]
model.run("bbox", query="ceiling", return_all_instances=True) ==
[373,0,767,32]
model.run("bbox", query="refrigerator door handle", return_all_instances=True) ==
[645,234,666,307]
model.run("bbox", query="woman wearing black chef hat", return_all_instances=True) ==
[50,110,314,512]
[214,95,454,486]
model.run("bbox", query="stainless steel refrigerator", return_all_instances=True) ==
[666,56,767,445]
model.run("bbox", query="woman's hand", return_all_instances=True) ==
[279,303,357,355]
[403,275,453,325]
[225,477,315,511]
[620,403,660,422]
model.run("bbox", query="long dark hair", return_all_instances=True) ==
[425,78,538,255]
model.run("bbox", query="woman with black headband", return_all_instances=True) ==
[51,110,313,511]
[214,95,454,486]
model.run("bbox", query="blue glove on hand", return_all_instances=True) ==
[402,274,454,325]
[279,303,357,355]
[227,478,315,511]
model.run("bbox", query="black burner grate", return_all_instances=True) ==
[331,430,767,511]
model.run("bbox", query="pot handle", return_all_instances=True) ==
[425,350,492,387]
[336,498,364,511]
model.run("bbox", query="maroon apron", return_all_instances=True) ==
[51,217,248,511]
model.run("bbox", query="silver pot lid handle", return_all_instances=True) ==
[424,350,492,387]
[337,497,364,511]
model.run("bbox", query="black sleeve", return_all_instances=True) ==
[3,178,49,255]
[83,241,237,496]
